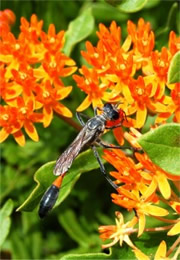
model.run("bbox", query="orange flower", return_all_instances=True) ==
[103,147,169,236]
[1,97,43,146]
[168,31,180,56]
[127,18,154,64]
[35,80,72,127]
[20,14,43,42]
[103,149,142,188]
[0,9,15,34]
[0,12,76,145]
[96,21,121,55]
[73,66,110,111]
[40,24,65,53]
[35,51,76,87]
[0,67,22,101]
[0,105,21,143]
[11,64,36,99]
[112,186,168,237]
[156,83,180,123]
[126,76,166,128]
[135,152,180,200]
[99,212,138,249]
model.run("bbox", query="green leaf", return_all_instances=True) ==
[61,249,112,260]
[17,149,102,212]
[144,0,160,9]
[59,209,93,247]
[63,8,94,56]
[168,51,180,84]
[91,3,128,22]
[138,123,180,175]
[117,0,148,13]
[0,199,14,246]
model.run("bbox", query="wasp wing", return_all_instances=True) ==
[53,125,96,176]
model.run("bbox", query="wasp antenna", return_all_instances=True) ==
[115,101,123,109]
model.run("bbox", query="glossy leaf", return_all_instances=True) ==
[59,209,95,247]
[0,199,14,246]
[17,149,103,212]
[117,0,148,13]
[91,2,128,21]
[168,51,180,84]
[138,123,180,175]
[63,8,94,56]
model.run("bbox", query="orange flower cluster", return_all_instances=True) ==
[73,21,180,257]
[73,18,180,129]
[98,128,180,258]
[0,10,76,146]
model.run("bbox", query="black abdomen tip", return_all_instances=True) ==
[38,185,59,218]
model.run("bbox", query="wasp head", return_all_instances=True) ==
[103,103,120,121]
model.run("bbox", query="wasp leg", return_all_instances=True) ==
[91,146,118,191]
[95,139,135,151]
[76,112,90,126]
[94,106,103,116]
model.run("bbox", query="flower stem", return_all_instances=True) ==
[55,112,82,131]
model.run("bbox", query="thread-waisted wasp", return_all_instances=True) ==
[39,103,127,218]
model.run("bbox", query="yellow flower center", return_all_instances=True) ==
[49,61,56,68]
[142,39,148,46]
[136,88,144,95]
[20,72,27,80]
[2,114,9,120]
[15,44,20,50]
[50,37,55,43]
[124,170,129,176]
[120,64,126,70]
[159,60,165,67]
[43,91,50,98]
[85,79,90,85]
[20,107,27,114]
[94,53,99,58]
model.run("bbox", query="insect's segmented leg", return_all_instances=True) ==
[91,146,118,191]
[96,139,135,151]
[76,112,89,126]
[94,106,102,116]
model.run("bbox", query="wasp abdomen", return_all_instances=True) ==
[38,185,59,218]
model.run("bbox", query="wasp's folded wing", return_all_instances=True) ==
[53,126,95,176]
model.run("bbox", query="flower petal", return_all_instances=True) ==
[13,130,25,146]
[43,105,53,127]
[135,106,147,128]
[143,178,157,201]
[113,127,124,146]
[167,221,180,236]
[0,128,9,142]
[154,240,166,259]
[157,174,171,200]
[54,103,72,118]
[133,249,150,260]
[57,86,72,100]
[76,95,91,112]
[24,121,39,142]
[137,212,146,237]
[143,205,168,217]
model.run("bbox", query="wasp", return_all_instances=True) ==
[39,103,127,218]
